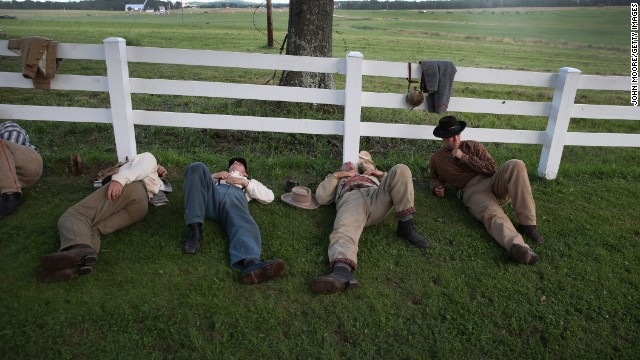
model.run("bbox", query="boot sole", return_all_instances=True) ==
[311,277,359,295]
[510,244,540,265]
[39,249,98,271]
[37,266,93,283]
[240,261,285,284]
[182,247,200,255]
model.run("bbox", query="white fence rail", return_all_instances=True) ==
[1,37,638,179]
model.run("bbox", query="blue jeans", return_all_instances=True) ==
[183,162,261,269]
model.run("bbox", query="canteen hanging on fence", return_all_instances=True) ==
[406,87,424,107]
[405,62,424,108]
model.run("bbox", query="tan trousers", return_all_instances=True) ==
[328,164,415,267]
[462,159,536,251]
[58,181,148,251]
[0,140,43,194]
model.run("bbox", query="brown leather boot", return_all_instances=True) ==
[509,244,539,265]
[37,244,98,283]
[520,225,544,244]
[311,266,359,294]
[239,259,286,285]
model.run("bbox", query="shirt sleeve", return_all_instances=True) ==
[111,152,158,187]
[315,174,339,205]
[245,179,275,204]
[459,141,497,176]
[429,155,446,193]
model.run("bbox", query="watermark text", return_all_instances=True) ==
[632,4,638,105]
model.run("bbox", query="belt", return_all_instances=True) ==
[338,183,376,200]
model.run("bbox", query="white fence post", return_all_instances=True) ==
[343,51,364,164]
[103,37,137,162]
[537,67,581,180]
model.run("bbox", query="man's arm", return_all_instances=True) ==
[315,170,357,205]
[108,152,158,201]
[315,174,340,205]
[456,141,497,175]
[429,155,446,197]
[245,179,275,204]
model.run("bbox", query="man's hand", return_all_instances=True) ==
[157,165,167,178]
[334,171,357,179]
[225,176,249,188]
[212,171,230,180]
[107,181,124,202]
[434,185,445,198]
[364,169,384,177]
[451,149,463,159]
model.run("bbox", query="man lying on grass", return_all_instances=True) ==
[311,151,430,295]
[181,157,285,285]
[37,152,170,282]
[0,121,43,218]
[429,116,543,265]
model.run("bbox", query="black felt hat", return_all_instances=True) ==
[433,116,467,138]
[228,157,248,173]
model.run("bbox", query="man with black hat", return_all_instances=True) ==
[310,151,430,295]
[181,157,285,284]
[429,115,543,265]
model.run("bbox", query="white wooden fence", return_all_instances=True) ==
[1,37,638,179]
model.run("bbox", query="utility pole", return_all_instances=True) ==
[267,0,274,48]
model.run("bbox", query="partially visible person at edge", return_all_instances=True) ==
[181,157,285,285]
[429,115,544,265]
[311,151,430,295]
[37,152,169,282]
[0,121,43,218]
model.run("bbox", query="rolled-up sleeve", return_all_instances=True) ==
[246,179,274,204]
[111,152,158,187]
[315,174,339,206]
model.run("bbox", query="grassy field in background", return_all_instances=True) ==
[1,7,639,359]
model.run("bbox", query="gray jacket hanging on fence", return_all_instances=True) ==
[420,60,457,113]
[7,36,61,90]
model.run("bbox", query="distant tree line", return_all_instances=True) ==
[0,0,156,11]
[337,0,634,10]
[0,0,289,11]
[0,0,633,11]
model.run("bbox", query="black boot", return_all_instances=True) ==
[311,265,359,294]
[182,223,203,254]
[397,219,430,249]
[0,192,22,219]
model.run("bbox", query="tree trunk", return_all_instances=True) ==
[279,0,334,89]
[267,0,273,48]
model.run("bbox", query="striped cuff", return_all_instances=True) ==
[396,206,416,219]
[330,257,357,270]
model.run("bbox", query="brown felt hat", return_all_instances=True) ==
[281,186,320,210]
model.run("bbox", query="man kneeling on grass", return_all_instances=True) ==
[311,151,430,295]
[181,157,285,285]
[37,152,170,282]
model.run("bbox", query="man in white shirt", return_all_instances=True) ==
[182,157,285,285]
[37,152,169,283]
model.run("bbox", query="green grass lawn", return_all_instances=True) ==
[1,7,639,359]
